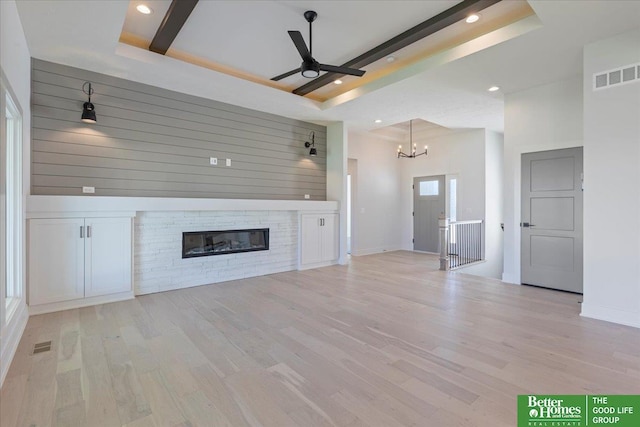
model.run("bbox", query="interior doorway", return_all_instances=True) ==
[521,147,583,293]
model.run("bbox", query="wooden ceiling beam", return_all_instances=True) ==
[293,0,502,96]
[149,0,199,55]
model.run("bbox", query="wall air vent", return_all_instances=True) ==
[593,63,639,90]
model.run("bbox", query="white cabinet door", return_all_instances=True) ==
[300,213,339,267]
[29,218,85,305]
[85,217,132,297]
[300,214,322,265]
[320,213,339,262]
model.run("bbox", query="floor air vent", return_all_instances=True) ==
[594,63,639,90]
[32,341,52,355]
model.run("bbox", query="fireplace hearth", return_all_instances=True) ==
[182,228,269,258]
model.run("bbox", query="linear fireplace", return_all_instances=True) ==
[182,228,269,258]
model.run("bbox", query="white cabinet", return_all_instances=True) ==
[300,213,338,269]
[29,216,132,311]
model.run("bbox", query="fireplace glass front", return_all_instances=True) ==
[182,228,269,258]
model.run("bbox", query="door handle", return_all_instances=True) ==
[87,225,91,238]
[80,225,84,238]
[521,222,536,228]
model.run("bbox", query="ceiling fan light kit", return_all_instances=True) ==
[301,60,320,78]
[272,10,366,82]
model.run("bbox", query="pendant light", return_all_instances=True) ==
[397,119,427,158]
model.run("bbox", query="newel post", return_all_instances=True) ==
[439,215,449,271]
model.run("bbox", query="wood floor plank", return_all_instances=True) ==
[137,369,188,427]
[2,251,640,426]
[103,334,152,424]
[81,334,121,427]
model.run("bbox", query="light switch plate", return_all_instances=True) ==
[82,186,95,194]
[210,157,217,165]
[226,158,231,167]
[304,194,310,199]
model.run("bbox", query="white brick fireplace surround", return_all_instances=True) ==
[135,210,298,295]
[26,196,339,311]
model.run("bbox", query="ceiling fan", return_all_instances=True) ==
[271,10,366,81]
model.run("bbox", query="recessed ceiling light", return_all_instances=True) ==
[488,86,500,92]
[136,4,153,14]
[374,119,382,124]
[386,56,396,63]
[465,14,480,23]
[334,79,343,85]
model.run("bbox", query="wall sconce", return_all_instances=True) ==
[304,131,317,156]
[81,81,96,123]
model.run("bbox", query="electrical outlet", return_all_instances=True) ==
[82,186,95,194]
[210,157,217,165]
[226,158,231,167]
[304,194,310,199]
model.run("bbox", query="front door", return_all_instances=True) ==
[521,147,583,293]
[414,175,445,253]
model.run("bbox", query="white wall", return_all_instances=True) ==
[327,122,348,264]
[347,131,403,255]
[581,29,640,328]
[0,0,31,388]
[502,76,583,284]
[399,129,486,250]
[464,130,504,279]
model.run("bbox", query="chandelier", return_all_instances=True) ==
[397,119,428,158]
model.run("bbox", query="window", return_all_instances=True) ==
[1,74,23,321]
[419,180,439,196]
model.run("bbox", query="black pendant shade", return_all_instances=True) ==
[81,101,96,123]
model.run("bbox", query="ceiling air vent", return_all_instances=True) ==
[593,63,639,91]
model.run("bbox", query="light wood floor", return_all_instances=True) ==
[2,251,639,427]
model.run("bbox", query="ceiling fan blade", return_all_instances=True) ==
[271,68,301,81]
[288,31,312,61]
[319,64,365,77]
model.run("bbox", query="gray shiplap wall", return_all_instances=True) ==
[31,59,327,200]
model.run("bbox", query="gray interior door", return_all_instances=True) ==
[521,148,583,293]
[414,175,445,253]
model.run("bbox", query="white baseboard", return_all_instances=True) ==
[28,291,134,315]
[580,303,640,329]
[298,259,338,271]
[351,246,403,257]
[501,272,520,284]
[0,302,29,388]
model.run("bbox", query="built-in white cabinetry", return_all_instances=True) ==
[299,213,339,269]
[28,216,133,314]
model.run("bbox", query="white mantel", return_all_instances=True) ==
[26,195,339,217]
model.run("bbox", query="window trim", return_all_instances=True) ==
[1,69,24,325]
